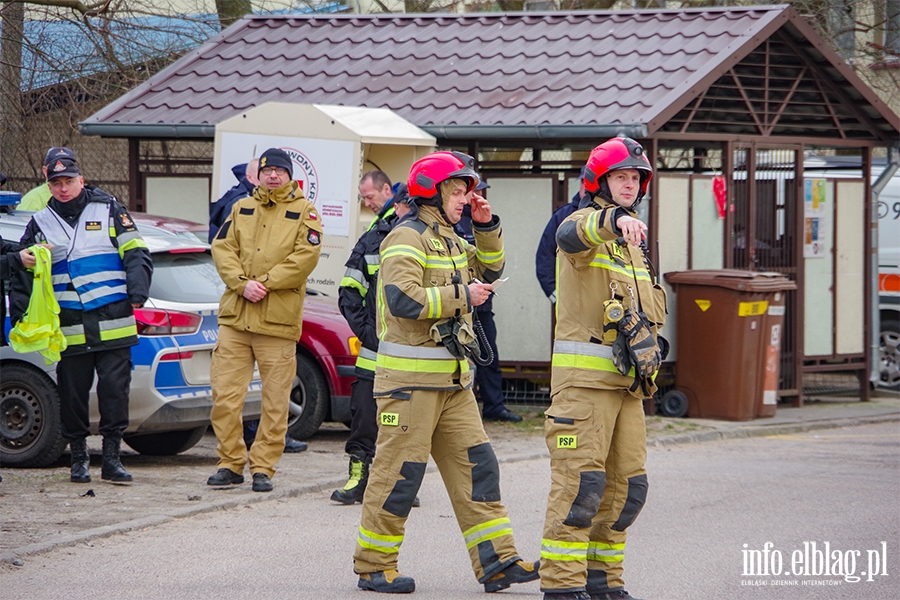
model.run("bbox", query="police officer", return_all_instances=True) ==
[352,151,538,594]
[206,148,322,493]
[453,182,521,422]
[333,173,403,505]
[539,138,667,600]
[9,149,153,484]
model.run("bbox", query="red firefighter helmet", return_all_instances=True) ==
[407,151,480,199]
[583,137,653,199]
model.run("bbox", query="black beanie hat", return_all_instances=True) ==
[258,148,293,179]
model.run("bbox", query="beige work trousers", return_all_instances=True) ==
[210,325,295,479]
[539,386,648,594]
[353,387,523,582]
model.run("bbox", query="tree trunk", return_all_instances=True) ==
[215,0,252,30]
[0,1,25,176]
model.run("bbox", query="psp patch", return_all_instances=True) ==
[307,230,321,245]
[380,412,399,427]
[85,221,102,231]
[557,435,578,449]
[118,212,134,228]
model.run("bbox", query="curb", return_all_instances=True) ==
[3,411,897,565]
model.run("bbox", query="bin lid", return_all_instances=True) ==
[663,269,797,292]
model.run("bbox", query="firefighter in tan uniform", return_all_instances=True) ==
[207,148,322,493]
[353,151,539,594]
[539,138,667,600]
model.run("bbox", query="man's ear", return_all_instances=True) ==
[42,166,48,177]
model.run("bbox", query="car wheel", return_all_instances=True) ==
[123,426,207,456]
[287,353,329,441]
[0,363,67,468]
[659,390,690,418]
[878,317,900,390]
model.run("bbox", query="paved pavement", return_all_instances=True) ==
[1,391,897,565]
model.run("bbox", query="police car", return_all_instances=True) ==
[2,208,358,468]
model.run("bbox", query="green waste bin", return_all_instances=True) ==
[663,270,796,421]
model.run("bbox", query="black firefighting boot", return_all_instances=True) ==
[484,559,540,592]
[101,437,133,483]
[331,454,369,504]
[69,438,91,483]
[357,570,416,593]
[544,593,591,600]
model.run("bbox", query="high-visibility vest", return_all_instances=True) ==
[9,246,67,363]
[33,202,129,311]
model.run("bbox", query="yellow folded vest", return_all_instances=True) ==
[9,246,67,363]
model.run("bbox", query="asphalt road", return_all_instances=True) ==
[2,421,897,599]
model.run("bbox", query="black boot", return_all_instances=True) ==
[330,454,369,504]
[70,438,91,483]
[101,437,133,483]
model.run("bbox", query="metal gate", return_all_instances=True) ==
[730,146,801,399]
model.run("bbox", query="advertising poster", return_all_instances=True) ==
[218,132,354,238]
[804,178,828,258]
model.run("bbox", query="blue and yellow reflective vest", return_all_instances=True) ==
[10,189,152,356]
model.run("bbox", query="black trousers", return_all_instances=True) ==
[57,347,131,439]
[344,376,377,461]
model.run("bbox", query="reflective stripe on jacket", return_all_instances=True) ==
[552,202,667,398]
[373,205,505,395]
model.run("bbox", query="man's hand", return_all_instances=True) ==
[242,280,268,303]
[468,282,493,306]
[469,193,493,223]
[616,215,647,246]
[19,248,36,269]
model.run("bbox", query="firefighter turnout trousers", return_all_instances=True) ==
[539,386,648,594]
[354,387,524,582]
[210,325,295,479]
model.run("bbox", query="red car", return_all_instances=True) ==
[132,213,357,439]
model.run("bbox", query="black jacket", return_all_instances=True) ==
[9,186,153,356]
[1,235,25,346]
[208,164,256,243]
[338,207,398,379]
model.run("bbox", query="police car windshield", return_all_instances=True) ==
[149,251,225,304]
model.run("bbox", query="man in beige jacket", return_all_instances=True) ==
[207,148,322,493]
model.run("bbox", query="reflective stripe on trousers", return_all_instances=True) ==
[541,538,589,561]
[358,526,403,554]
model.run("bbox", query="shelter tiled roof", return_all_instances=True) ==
[81,7,899,142]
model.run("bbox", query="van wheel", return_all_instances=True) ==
[659,390,689,418]
[287,353,329,440]
[0,363,67,467]
[123,426,207,455]
[878,318,900,390]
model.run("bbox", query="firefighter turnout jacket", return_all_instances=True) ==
[553,200,667,398]
[9,187,152,356]
[339,205,397,379]
[373,204,505,396]
[212,180,322,341]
